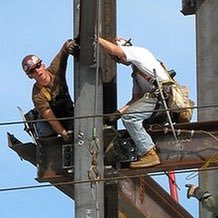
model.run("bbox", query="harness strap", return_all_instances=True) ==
[39,86,52,102]
[132,65,151,81]
[159,61,174,82]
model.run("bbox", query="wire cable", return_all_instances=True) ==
[0,166,217,193]
[1,103,218,127]
[2,105,218,193]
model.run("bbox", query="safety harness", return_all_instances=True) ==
[39,86,52,102]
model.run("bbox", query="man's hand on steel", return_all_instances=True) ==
[62,130,73,143]
[104,110,121,125]
[66,39,80,57]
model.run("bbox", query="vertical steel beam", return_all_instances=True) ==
[104,183,118,218]
[99,0,118,216]
[195,0,218,217]
[73,0,104,217]
[101,0,117,115]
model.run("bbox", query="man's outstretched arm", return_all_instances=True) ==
[98,37,125,58]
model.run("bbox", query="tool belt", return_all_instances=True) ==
[131,67,158,95]
[144,92,157,99]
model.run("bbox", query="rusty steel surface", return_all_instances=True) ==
[104,120,218,177]
[174,119,218,131]
[101,0,117,116]
[181,0,206,16]
[7,133,37,165]
[181,0,197,15]
[8,119,218,180]
[8,135,74,182]
[118,177,193,218]
[8,133,74,199]
[7,119,218,217]
[36,137,74,182]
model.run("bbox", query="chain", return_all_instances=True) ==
[87,127,101,218]
[88,150,101,181]
[87,128,101,181]
[139,176,145,204]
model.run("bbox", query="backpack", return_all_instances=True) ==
[159,62,195,123]
[138,62,194,125]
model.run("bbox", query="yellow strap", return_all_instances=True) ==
[40,86,52,102]
[159,61,173,81]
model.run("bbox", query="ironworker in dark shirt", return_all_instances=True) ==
[186,184,218,215]
[21,39,79,142]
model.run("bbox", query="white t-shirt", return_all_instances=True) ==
[120,46,169,81]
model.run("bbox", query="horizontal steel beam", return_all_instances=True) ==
[118,176,193,218]
[105,123,218,176]
[7,119,218,217]
[7,133,36,165]
[7,132,75,199]
[8,120,218,179]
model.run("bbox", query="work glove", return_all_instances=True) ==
[62,130,73,143]
[185,184,209,201]
[104,110,121,126]
[66,39,80,57]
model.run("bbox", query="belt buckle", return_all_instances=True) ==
[147,92,155,98]
[149,93,153,98]
[144,92,151,98]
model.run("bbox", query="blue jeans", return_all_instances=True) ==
[35,121,56,137]
[36,119,74,138]
[121,93,157,156]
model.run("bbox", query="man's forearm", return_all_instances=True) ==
[118,94,143,114]
[42,108,65,135]
[98,37,125,58]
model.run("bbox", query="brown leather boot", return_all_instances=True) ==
[130,148,160,168]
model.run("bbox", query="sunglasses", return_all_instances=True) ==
[27,62,42,75]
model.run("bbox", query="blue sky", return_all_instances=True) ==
[0,1,198,217]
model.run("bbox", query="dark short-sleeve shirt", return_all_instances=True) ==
[32,41,74,118]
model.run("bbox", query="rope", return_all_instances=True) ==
[150,126,218,180]
[185,130,218,180]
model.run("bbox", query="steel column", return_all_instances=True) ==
[74,0,104,217]
[195,1,218,217]
[99,0,118,217]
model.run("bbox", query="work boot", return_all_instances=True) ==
[130,148,160,168]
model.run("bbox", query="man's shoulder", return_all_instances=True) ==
[32,83,46,97]
[122,45,150,54]
[33,82,40,91]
